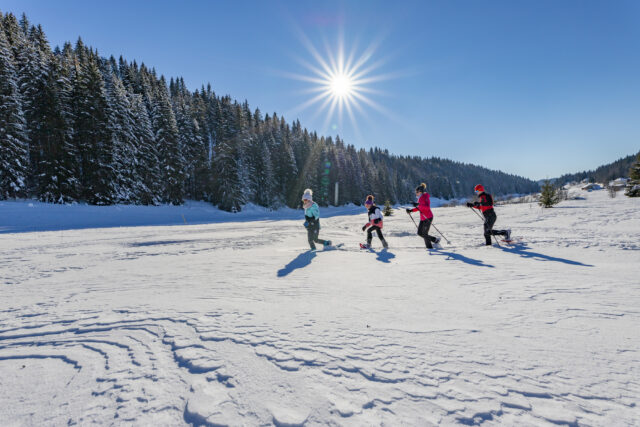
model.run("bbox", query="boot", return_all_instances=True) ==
[381,238,389,249]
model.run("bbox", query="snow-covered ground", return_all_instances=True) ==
[1,188,638,426]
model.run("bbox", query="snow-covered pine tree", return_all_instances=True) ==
[232,102,250,205]
[625,154,640,197]
[271,115,298,207]
[188,89,212,200]
[36,50,79,203]
[211,134,243,212]
[246,120,275,207]
[103,62,140,203]
[152,75,185,204]
[210,97,244,211]
[171,77,204,200]
[73,44,115,204]
[130,93,160,204]
[0,18,29,199]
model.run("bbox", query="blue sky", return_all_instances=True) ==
[3,0,639,180]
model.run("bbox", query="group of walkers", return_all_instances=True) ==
[301,183,511,251]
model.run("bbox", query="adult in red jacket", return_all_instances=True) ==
[466,184,511,245]
[406,183,440,249]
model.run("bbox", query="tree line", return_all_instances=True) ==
[555,151,639,186]
[0,11,539,210]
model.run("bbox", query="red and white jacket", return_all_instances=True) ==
[363,205,384,229]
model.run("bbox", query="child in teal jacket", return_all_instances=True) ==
[302,189,331,250]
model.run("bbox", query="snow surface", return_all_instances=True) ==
[1,188,639,425]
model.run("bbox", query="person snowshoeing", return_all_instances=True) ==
[466,184,511,245]
[406,183,440,249]
[302,189,331,250]
[361,195,389,249]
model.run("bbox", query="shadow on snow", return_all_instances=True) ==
[364,248,396,263]
[499,242,593,267]
[429,249,494,268]
[277,251,317,277]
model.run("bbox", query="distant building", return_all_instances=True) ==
[609,178,629,190]
[581,183,601,191]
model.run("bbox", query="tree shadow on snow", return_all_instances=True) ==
[499,242,593,267]
[429,249,494,268]
[277,251,316,277]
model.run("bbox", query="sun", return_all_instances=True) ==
[329,73,353,99]
[282,32,398,138]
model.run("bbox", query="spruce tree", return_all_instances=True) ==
[131,93,161,204]
[0,21,29,199]
[37,54,78,203]
[152,76,184,204]
[539,180,560,208]
[247,123,275,207]
[210,97,244,211]
[104,68,139,203]
[625,154,640,197]
[383,200,393,216]
[73,47,115,204]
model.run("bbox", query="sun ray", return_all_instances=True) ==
[288,91,331,115]
[309,92,336,124]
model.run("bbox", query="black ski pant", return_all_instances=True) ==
[418,218,438,249]
[367,225,388,247]
[307,221,328,250]
[483,210,508,245]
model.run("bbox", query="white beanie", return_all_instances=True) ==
[302,189,313,201]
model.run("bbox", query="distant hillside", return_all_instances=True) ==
[556,151,639,185]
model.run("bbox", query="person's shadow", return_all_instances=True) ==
[499,242,593,267]
[277,251,316,277]
[373,248,396,263]
[429,249,494,268]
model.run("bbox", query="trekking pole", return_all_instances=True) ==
[407,211,419,229]
[468,206,500,246]
[470,206,484,221]
[430,223,451,244]
[409,210,450,244]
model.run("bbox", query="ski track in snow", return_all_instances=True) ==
[1,189,639,425]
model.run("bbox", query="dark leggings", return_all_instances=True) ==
[307,221,328,249]
[418,218,438,248]
[483,210,508,245]
[367,225,384,245]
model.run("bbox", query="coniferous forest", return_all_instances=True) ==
[555,151,639,186]
[0,12,539,210]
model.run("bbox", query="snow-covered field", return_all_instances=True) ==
[1,189,638,426]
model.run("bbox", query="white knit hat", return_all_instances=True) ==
[302,189,313,201]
